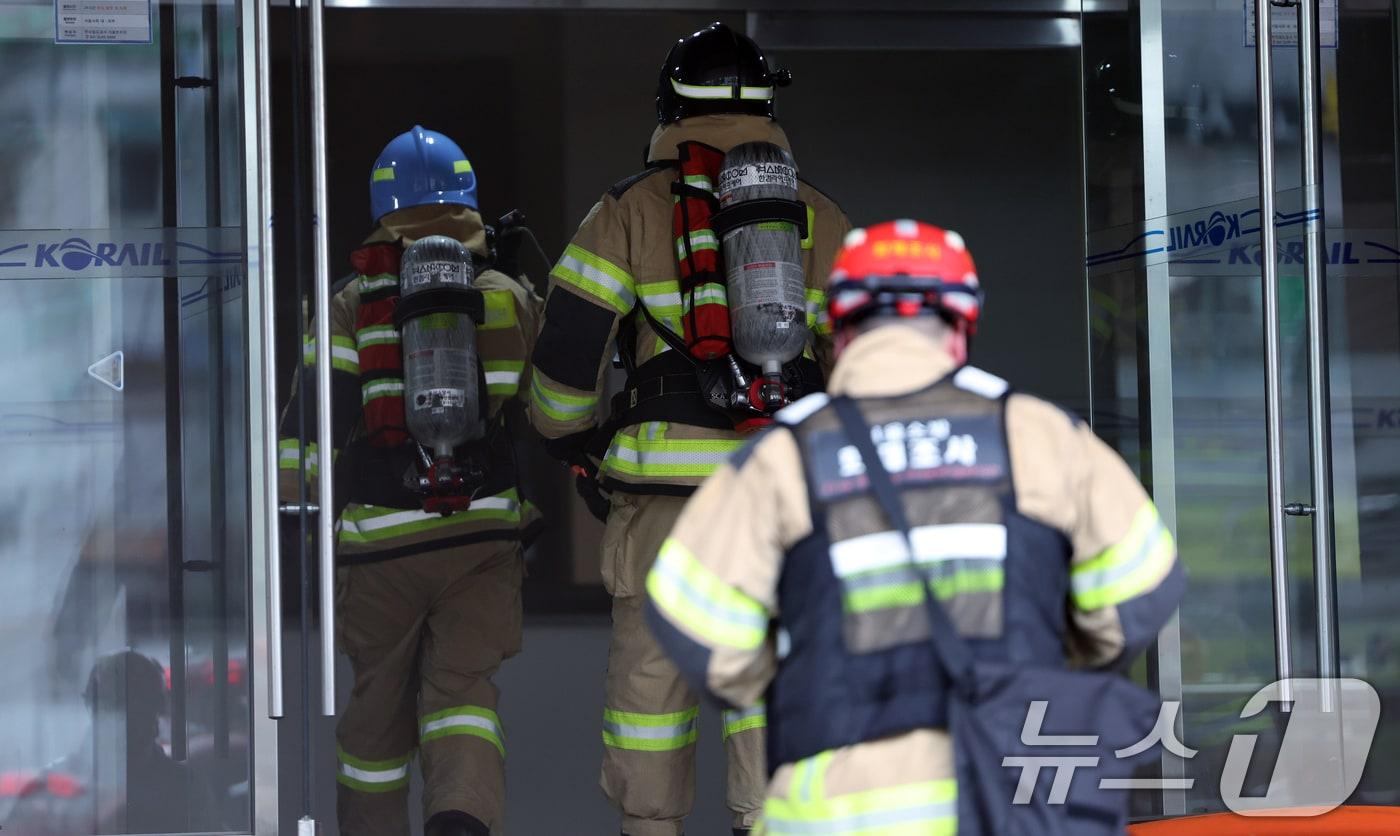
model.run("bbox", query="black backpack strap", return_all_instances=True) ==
[830,395,978,695]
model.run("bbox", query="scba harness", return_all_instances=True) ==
[346,240,507,516]
[612,140,822,437]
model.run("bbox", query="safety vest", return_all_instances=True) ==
[765,368,1071,768]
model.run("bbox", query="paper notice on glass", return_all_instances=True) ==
[55,0,152,45]
[1244,0,1338,48]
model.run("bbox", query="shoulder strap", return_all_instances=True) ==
[830,395,978,695]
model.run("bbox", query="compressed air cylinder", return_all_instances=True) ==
[399,235,484,458]
[718,141,808,377]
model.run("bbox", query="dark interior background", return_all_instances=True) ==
[269,7,1087,594]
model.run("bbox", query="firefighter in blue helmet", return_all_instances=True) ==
[278,126,542,836]
[647,221,1185,834]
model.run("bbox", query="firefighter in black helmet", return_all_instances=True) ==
[528,20,850,836]
[655,21,792,124]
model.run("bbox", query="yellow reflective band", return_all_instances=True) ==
[530,377,597,423]
[278,438,320,479]
[371,167,395,183]
[762,777,957,835]
[356,324,399,348]
[484,360,525,395]
[552,244,636,314]
[802,204,815,250]
[670,78,773,101]
[361,379,405,405]
[722,704,766,740]
[336,747,411,793]
[480,290,517,331]
[1072,502,1175,611]
[420,705,504,757]
[302,335,359,374]
[604,424,742,479]
[602,706,699,752]
[339,489,521,544]
[647,538,768,650]
[453,159,473,174]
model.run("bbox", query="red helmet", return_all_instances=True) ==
[826,219,983,334]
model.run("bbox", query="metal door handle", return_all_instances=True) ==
[1252,0,1294,703]
[253,0,283,720]
[1296,0,1340,696]
[308,0,336,719]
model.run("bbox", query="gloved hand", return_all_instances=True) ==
[542,430,612,523]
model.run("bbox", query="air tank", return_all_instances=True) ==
[399,235,484,458]
[717,141,809,377]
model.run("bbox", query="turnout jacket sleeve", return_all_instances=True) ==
[644,426,814,709]
[1006,394,1185,671]
[276,284,363,504]
[528,197,634,440]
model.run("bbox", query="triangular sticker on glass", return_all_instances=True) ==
[88,351,124,392]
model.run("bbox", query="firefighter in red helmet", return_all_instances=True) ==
[648,220,1184,834]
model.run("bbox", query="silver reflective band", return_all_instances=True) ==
[763,800,957,834]
[338,761,408,785]
[341,496,519,535]
[670,77,774,101]
[420,713,501,739]
[603,715,699,740]
[485,370,521,386]
[829,524,1007,578]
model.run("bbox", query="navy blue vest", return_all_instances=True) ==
[766,369,1073,770]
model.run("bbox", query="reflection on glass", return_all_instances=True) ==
[1084,0,1400,817]
[0,2,252,832]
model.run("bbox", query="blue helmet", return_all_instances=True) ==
[369,125,478,224]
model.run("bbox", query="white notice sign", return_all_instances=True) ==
[55,0,152,45]
[1244,0,1338,48]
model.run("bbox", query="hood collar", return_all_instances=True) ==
[647,114,793,164]
[827,324,959,399]
[365,205,489,257]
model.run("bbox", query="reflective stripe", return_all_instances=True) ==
[832,526,1006,614]
[952,365,1009,399]
[762,778,957,835]
[339,490,520,544]
[420,705,505,757]
[670,77,773,101]
[480,290,517,331]
[684,173,715,193]
[675,229,720,260]
[304,335,359,373]
[722,704,766,740]
[356,324,399,348]
[362,379,405,405]
[359,272,398,293]
[278,438,320,478]
[602,707,699,752]
[371,167,395,183]
[605,426,743,479]
[1072,502,1174,611]
[647,538,768,650]
[336,747,411,793]
[453,159,473,174]
[484,360,524,395]
[804,288,826,334]
[530,376,597,423]
[639,281,684,316]
[801,204,815,251]
[687,282,728,309]
[552,244,636,314]
[829,525,1006,578]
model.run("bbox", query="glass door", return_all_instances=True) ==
[0,0,277,832]
[1081,0,1400,818]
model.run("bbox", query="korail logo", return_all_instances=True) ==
[0,229,241,277]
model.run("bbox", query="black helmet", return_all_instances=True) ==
[656,21,792,125]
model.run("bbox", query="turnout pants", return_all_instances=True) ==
[334,541,524,836]
[600,493,766,836]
